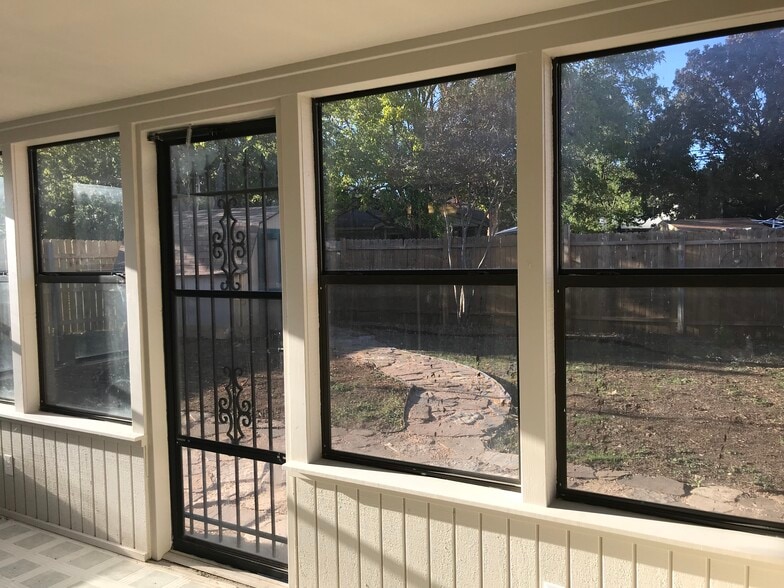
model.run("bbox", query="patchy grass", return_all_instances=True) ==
[330,355,409,432]
[487,415,520,454]
[567,441,631,468]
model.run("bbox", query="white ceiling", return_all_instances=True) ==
[0,0,592,124]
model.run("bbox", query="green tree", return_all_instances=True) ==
[321,87,436,238]
[172,134,277,199]
[560,50,664,232]
[321,72,516,242]
[635,28,784,220]
[321,72,516,324]
[35,136,123,240]
[422,72,516,266]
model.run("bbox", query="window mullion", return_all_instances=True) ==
[4,143,40,413]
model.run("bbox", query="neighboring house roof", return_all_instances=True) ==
[657,218,763,232]
[333,209,392,232]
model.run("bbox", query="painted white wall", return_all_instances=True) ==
[0,0,782,582]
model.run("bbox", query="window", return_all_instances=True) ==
[316,67,520,487]
[30,135,130,420]
[556,24,784,533]
[0,154,12,402]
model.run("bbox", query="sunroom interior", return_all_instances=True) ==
[1,0,784,586]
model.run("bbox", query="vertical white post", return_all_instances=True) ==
[278,93,321,588]
[5,142,40,414]
[278,94,322,465]
[123,124,171,559]
[119,125,146,436]
[517,51,557,506]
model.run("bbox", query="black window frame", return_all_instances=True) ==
[553,21,784,537]
[28,132,130,423]
[314,65,521,490]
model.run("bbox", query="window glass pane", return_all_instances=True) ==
[320,70,517,271]
[327,283,519,481]
[0,155,12,402]
[32,136,130,419]
[560,27,784,270]
[34,136,124,273]
[564,287,784,523]
[38,282,130,419]
[170,135,280,292]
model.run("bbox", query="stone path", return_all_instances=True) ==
[567,465,784,522]
[333,331,519,478]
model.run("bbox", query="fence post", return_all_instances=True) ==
[339,238,347,270]
[677,233,686,335]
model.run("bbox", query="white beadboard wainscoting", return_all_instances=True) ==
[290,474,784,588]
[0,418,147,558]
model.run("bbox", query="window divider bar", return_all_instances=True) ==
[36,273,126,284]
[176,435,285,465]
[557,272,784,288]
[173,288,282,300]
[321,270,516,286]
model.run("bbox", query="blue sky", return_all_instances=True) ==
[652,37,726,89]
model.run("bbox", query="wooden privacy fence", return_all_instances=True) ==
[37,231,784,339]
[43,239,122,273]
[563,225,784,270]
[325,235,517,334]
[563,227,784,340]
[324,235,516,270]
[41,240,124,336]
[328,228,784,340]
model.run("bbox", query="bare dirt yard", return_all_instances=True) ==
[566,337,784,522]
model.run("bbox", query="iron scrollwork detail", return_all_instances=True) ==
[218,366,253,445]
[212,197,246,291]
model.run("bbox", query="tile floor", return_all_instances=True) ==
[0,517,251,587]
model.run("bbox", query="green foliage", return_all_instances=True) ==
[561,152,642,232]
[35,136,123,240]
[320,72,516,240]
[73,191,124,241]
[634,28,784,220]
[562,28,784,231]
[560,49,664,232]
[172,134,277,199]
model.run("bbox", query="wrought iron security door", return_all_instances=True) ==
[154,119,286,581]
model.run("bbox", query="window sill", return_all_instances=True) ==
[285,459,784,568]
[0,404,143,442]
